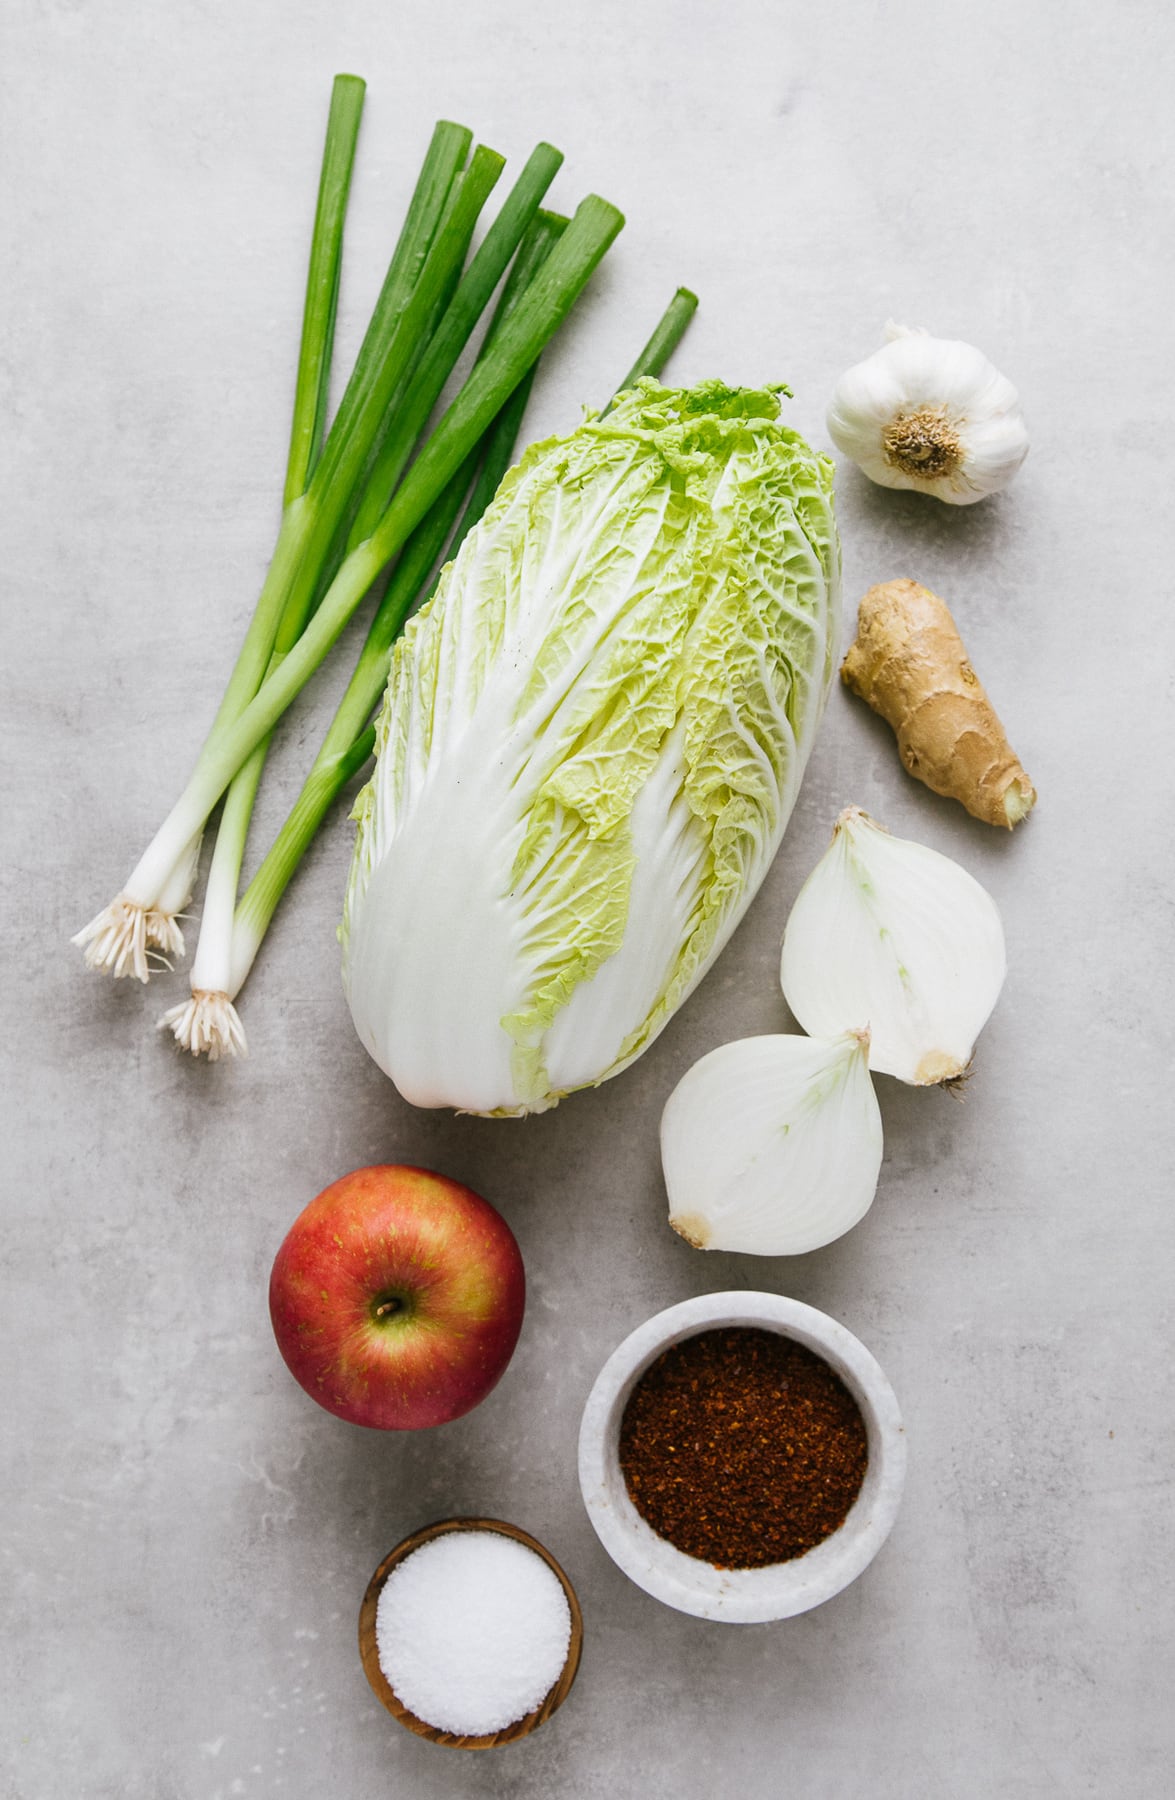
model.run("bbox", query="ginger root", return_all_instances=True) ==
[841,579,1036,829]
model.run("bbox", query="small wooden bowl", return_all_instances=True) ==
[358,1517,583,1750]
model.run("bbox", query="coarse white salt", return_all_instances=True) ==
[375,1528,573,1736]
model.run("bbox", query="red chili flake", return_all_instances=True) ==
[618,1327,868,1569]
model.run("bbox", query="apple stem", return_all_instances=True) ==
[373,1297,403,1319]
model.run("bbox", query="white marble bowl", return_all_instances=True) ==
[577,1291,906,1623]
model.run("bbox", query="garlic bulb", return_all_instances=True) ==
[780,808,1006,1085]
[661,1031,883,1256]
[827,324,1028,505]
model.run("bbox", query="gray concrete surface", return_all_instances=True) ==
[2,2,1172,1795]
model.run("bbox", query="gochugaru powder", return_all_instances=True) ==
[618,1327,868,1568]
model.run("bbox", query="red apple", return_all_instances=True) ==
[268,1164,525,1430]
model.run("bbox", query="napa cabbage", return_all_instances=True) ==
[342,379,839,1114]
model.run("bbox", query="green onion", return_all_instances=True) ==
[285,75,368,504]
[146,76,371,947]
[609,286,698,403]
[172,76,366,1017]
[264,139,507,660]
[75,111,573,980]
[74,106,484,978]
[346,144,564,551]
[205,119,480,752]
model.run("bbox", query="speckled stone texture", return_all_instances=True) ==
[2,2,1172,1796]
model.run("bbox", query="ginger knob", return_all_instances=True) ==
[841,579,1036,829]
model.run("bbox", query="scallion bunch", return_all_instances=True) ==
[73,74,696,1060]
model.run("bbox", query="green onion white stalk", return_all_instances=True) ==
[166,275,698,1058]
[75,120,620,978]
[780,807,1007,1085]
[661,1031,883,1255]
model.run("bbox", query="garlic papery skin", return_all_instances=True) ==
[827,324,1029,505]
[661,1031,883,1256]
[780,808,1006,1085]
